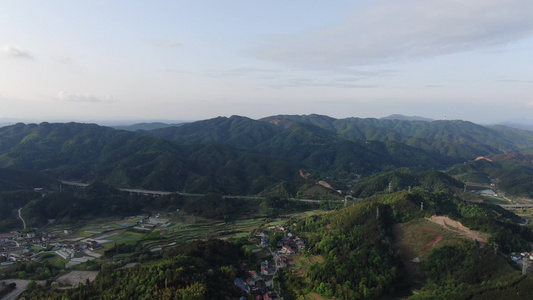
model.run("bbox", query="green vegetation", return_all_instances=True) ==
[294,201,403,299]
[0,190,40,231]
[413,241,532,299]
[2,115,533,299]
[22,240,246,300]
[0,168,58,191]
[0,122,302,195]
[21,182,149,227]
[182,193,243,220]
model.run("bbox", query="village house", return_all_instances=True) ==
[246,277,255,287]
[282,245,295,255]
[261,236,268,247]
[86,240,101,250]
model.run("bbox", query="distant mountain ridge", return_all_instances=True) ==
[111,122,185,131]
[150,114,533,159]
[380,114,434,121]
[2,114,533,196]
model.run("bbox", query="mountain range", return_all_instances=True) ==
[1,114,533,197]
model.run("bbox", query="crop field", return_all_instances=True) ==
[106,231,144,245]
[47,208,330,263]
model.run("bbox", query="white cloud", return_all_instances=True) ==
[57,91,116,103]
[254,0,533,69]
[1,45,34,59]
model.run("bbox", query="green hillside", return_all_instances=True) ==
[0,122,301,195]
[288,189,533,299]
[261,114,533,158]
[0,168,58,191]
[147,116,456,178]
[448,154,533,197]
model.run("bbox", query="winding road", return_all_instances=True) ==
[18,208,26,230]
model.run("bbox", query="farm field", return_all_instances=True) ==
[46,209,330,260]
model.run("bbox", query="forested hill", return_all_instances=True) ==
[260,114,533,154]
[146,116,458,176]
[145,114,533,179]
[148,114,533,159]
[2,114,533,195]
[0,168,58,191]
[0,122,301,195]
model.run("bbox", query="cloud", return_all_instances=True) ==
[57,91,116,103]
[1,45,34,59]
[496,79,533,83]
[269,77,378,89]
[205,67,280,78]
[253,0,533,69]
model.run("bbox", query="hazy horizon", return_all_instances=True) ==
[3,113,533,128]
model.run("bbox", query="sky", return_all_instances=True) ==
[1,0,533,125]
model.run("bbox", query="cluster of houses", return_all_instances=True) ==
[235,227,307,300]
[235,271,277,300]
[0,231,60,266]
[511,252,533,263]
[132,214,171,233]
[1,214,155,270]
[0,228,107,269]
[276,232,305,255]
[51,239,104,268]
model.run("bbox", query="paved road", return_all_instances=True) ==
[60,180,347,202]
[0,279,45,300]
[500,204,533,209]
[17,208,26,230]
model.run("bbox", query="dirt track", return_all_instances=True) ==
[426,215,488,243]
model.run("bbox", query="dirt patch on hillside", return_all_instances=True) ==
[57,271,99,286]
[392,219,464,284]
[426,215,489,244]
[306,292,327,300]
[308,255,325,264]
[431,235,443,247]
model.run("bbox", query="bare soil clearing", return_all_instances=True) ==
[57,271,99,286]
[392,218,466,284]
[426,215,489,243]
[306,292,326,300]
